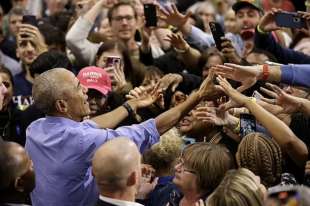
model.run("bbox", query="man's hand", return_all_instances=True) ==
[258,8,282,33]
[260,83,304,114]
[18,24,48,55]
[159,4,191,29]
[155,73,183,92]
[126,86,161,110]
[214,63,262,92]
[164,32,189,51]
[220,37,242,64]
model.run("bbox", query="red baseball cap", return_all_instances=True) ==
[77,66,112,96]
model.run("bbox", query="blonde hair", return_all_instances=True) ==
[143,128,183,174]
[236,133,282,187]
[207,168,264,206]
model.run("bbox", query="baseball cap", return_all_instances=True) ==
[77,66,112,96]
[232,0,263,13]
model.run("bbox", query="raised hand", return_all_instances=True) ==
[126,86,161,109]
[105,62,127,90]
[164,32,189,51]
[258,8,282,33]
[197,69,222,101]
[220,37,242,64]
[155,73,183,92]
[194,106,230,126]
[216,75,250,110]
[158,4,191,28]
[18,24,48,55]
[214,63,262,92]
[260,83,304,114]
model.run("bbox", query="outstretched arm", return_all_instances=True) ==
[155,71,220,134]
[217,76,308,167]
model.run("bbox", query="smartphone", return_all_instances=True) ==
[209,22,225,51]
[105,56,121,68]
[22,15,38,27]
[144,4,157,27]
[275,11,306,29]
[240,113,256,138]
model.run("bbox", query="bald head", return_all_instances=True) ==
[32,68,75,114]
[0,142,34,192]
[92,137,141,192]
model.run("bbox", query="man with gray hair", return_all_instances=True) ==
[25,68,216,206]
[92,137,142,206]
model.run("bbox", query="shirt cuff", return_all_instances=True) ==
[280,64,294,85]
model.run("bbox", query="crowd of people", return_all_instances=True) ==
[0,0,310,205]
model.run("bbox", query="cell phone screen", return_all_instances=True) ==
[144,4,157,27]
[240,113,256,138]
[105,56,121,68]
[209,22,225,51]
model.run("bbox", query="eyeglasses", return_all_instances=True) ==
[175,157,197,174]
[112,15,135,22]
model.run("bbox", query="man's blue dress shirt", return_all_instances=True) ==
[25,116,160,206]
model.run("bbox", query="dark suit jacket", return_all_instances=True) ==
[96,199,118,206]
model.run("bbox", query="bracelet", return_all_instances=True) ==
[233,119,240,134]
[257,25,268,35]
[262,64,270,81]
[122,102,134,116]
[305,1,310,7]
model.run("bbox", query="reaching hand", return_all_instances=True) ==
[18,24,48,55]
[214,63,262,92]
[216,75,250,110]
[194,106,230,126]
[197,69,222,101]
[164,33,189,51]
[159,4,191,28]
[258,8,282,33]
[126,86,161,109]
[220,37,242,64]
[155,73,183,92]
[260,83,303,114]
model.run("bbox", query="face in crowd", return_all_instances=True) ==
[0,75,8,111]
[16,38,40,67]
[235,6,261,38]
[110,4,137,42]
[178,101,215,139]
[9,13,23,37]
[0,71,13,110]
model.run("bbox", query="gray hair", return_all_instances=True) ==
[32,68,70,114]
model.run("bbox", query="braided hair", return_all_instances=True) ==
[236,133,282,187]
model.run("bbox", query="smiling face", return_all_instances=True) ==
[110,5,137,42]
[60,71,90,121]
